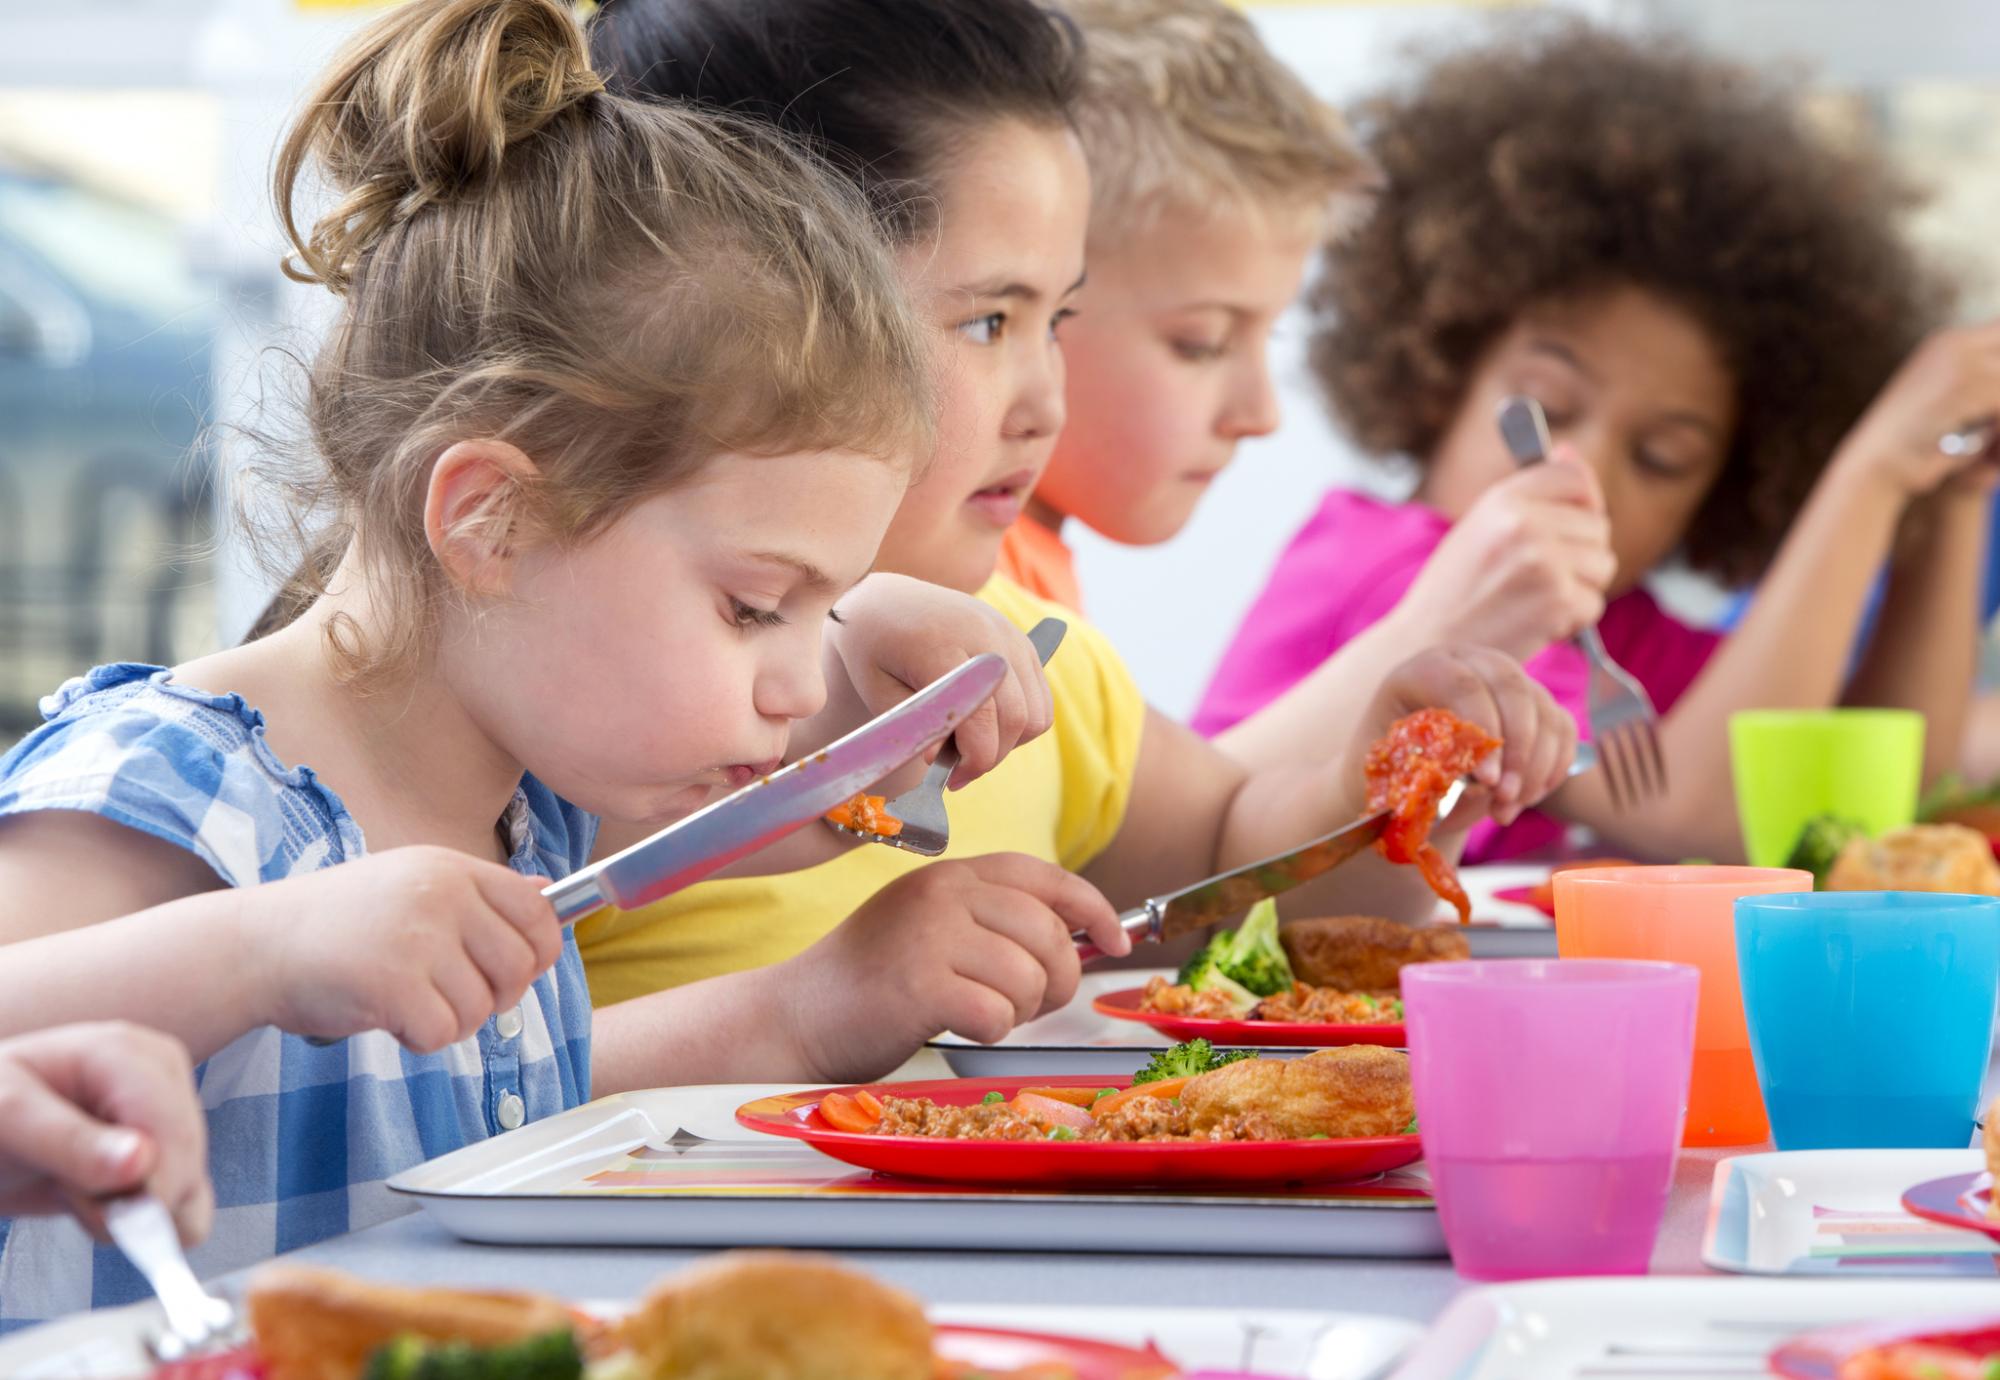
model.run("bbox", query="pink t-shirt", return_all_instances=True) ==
[1194,491,1721,860]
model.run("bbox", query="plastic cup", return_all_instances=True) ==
[1553,865,1810,1147]
[1728,709,1924,868]
[1402,958,1698,1280]
[1736,890,2000,1150]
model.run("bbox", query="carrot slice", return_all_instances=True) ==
[825,792,904,837]
[1017,1086,1100,1107]
[1091,1077,1189,1118]
[818,1091,881,1133]
[854,1088,883,1119]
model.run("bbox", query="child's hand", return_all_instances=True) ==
[1390,448,1617,660]
[0,1022,212,1246]
[252,847,563,1054]
[1835,322,2000,498]
[818,573,1055,790]
[778,854,1129,1080]
[1359,646,1578,827]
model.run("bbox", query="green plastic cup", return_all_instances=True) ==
[1728,709,1925,868]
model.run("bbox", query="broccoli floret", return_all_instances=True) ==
[362,1330,583,1380]
[1175,900,1295,1007]
[1214,899,1294,997]
[1783,814,1867,886]
[1131,1039,1255,1084]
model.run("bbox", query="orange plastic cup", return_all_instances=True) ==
[1552,865,1811,1146]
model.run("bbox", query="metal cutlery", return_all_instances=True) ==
[1076,747,1599,961]
[1497,393,1668,810]
[105,1194,239,1361]
[827,617,1067,857]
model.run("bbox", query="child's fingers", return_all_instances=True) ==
[474,867,563,976]
[397,988,474,1056]
[950,671,1028,789]
[938,976,1023,1047]
[962,854,1128,958]
[964,883,1080,1012]
[0,1064,156,1206]
[946,693,1003,792]
[459,909,544,1016]
[949,922,1050,1027]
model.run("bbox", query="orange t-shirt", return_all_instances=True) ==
[997,517,1083,611]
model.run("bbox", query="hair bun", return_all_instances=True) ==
[277,0,603,292]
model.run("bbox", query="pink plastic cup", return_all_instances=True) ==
[1402,958,1699,1280]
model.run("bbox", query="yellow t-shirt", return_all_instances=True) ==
[575,576,1148,1006]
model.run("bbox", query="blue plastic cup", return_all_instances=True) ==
[1735,891,2000,1150]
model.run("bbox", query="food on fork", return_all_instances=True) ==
[1365,709,1501,923]
[855,1044,1414,1144]
[1825,823,2000,896]
[824,791,904,838]
[1278,915,1469,992]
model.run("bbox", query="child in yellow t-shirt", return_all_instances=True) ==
[581,0,1577,1073]
[994,0,1378,609]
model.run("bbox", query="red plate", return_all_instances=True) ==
[1902,1171,2000,1241]
[936,1323,1177,1378]
[737,1075,1424,1189]
[146,1331,1169,1380]
[1493,884,1556,917]
[1091,986,1406,1048]
[1770,1313,2000,1379]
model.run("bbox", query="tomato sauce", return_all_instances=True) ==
[825,792,904,837]
[1364,709,1500,923]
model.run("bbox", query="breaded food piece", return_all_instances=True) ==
[1280,915,1469,992]
[1987,1098,2000,1220]
[620,1251,933,1380]
[246,1264,579,1380]
[1180,1046,1414,1140]
[1826,824,2000,896]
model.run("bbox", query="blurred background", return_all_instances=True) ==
[0,0,1996,741]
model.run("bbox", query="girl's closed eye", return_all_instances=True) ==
[728,596,788,630]
[1171,336,1227,364]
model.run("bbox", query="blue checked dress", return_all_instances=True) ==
[0,664,594,1330]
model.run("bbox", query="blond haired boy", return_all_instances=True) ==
[1000,0,1376,608]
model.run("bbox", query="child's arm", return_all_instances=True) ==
[1085,648,1576,924]
[591,854,1133,1090]
[0,1022,212,1246]
[1216,457,1611,778]
[0,816,563,1060]
[1554,325,2000,857]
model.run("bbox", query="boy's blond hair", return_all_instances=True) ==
[1061,0,1377,240]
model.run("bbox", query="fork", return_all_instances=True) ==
[1495,395,1667,810]
[105,1194,240,1361]
[831,617,1067,856]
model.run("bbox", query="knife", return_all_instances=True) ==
[1074,779,1470,961]
[544,652,1008,924]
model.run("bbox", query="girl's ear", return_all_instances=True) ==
[424,439,540,596]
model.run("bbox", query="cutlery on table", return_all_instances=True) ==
[105,1194,239,1361]
[1496,393,1668,811]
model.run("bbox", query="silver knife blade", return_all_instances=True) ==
[1076,778,1471,958]
[544,653,1007,923]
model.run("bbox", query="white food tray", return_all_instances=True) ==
[1702,1148,1997,1275]
[1388,1276,2000,1379]
[384,1083,1444,1257]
